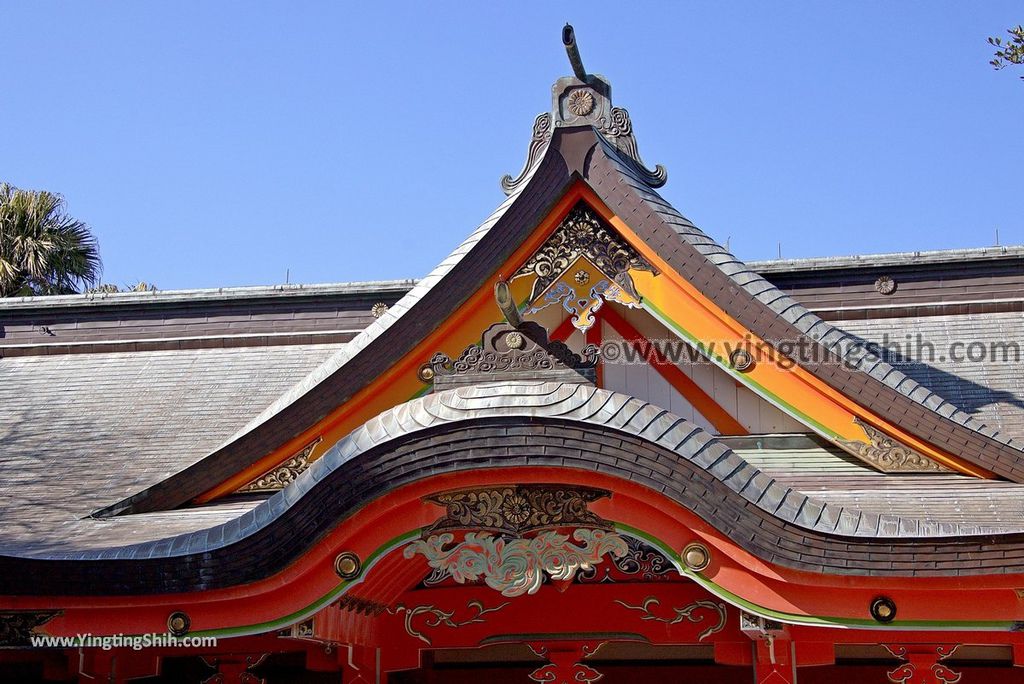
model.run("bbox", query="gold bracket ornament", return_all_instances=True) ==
[236,438,322,493]
[835,418,950,474]
[512,203,658,333]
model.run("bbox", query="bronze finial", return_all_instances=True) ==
[562,24,588,81]
[494,279,522,328]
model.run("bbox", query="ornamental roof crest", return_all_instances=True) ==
[501,25,667,195]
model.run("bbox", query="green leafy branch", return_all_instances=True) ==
[988,25,1024,80]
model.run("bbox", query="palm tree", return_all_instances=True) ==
[0,183,101,297]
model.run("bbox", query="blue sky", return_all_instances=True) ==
[2,2,1022,290]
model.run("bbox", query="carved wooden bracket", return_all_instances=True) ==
[884,644,961,684]
[201,654,268,684]
[527,640,607,684]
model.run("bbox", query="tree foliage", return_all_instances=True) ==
[0,183,102,297]
[87,281,158,294]
[989,25,1024,80]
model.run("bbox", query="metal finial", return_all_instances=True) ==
[494,279,522,328]
[562,24,587,81]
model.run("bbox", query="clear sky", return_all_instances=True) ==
[2,2,1022,290]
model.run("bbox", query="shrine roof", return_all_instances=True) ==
[3,41,1024,594]
[4,381,1024,595]
[0,343,344,556]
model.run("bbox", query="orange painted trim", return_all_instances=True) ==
[601,304,747,435]
[574,185,996,479]
[197,187,588,503]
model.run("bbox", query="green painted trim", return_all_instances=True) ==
[186,530,420,640]
[112,522,1015,642]
[640,299,838,439]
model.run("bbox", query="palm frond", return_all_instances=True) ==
[0,182,102,296]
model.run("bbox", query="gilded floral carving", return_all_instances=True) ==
[0,611,60,647]
[425,322,598,384]
[391,600,509,646]
[404,529,629,597]
[567,88,595,116]
[423,484,611,536]
[236,439,321,493]
[512,204,657,303]
[836,418,950,473]
[577,535,677,583]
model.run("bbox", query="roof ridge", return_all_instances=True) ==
[0,279,418,310]
[749,244,1024,272]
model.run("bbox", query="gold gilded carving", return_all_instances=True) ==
[405,529,628,597]
[390,600,508,646]
[836,418,950,473]
[512,204,657,303]
[614,596,727,641]
[423,484,611,536]
[237,438,322,494]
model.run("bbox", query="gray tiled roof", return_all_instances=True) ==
[6,381,1023,562]
[836,312,1024,444]
[0,279,415,311]
[748,245,1024,273]
[0,344,344,554]
[2,123,1023,565]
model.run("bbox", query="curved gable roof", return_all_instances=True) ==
[98,111,1024,517]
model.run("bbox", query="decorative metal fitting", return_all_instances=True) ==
[292,620,314,638]
[871,596,897,623]
[681,542,711,572]
[505,331,525,349]
[167,611,191,636]
[567,88,595,116]
[417,364,435,383]
[573,269,590,284]
[728,348,755,372]
[334,551,362,580]
[875,275,897,295]
[370,302,390,318]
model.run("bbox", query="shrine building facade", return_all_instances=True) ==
[4,26,1024,684]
